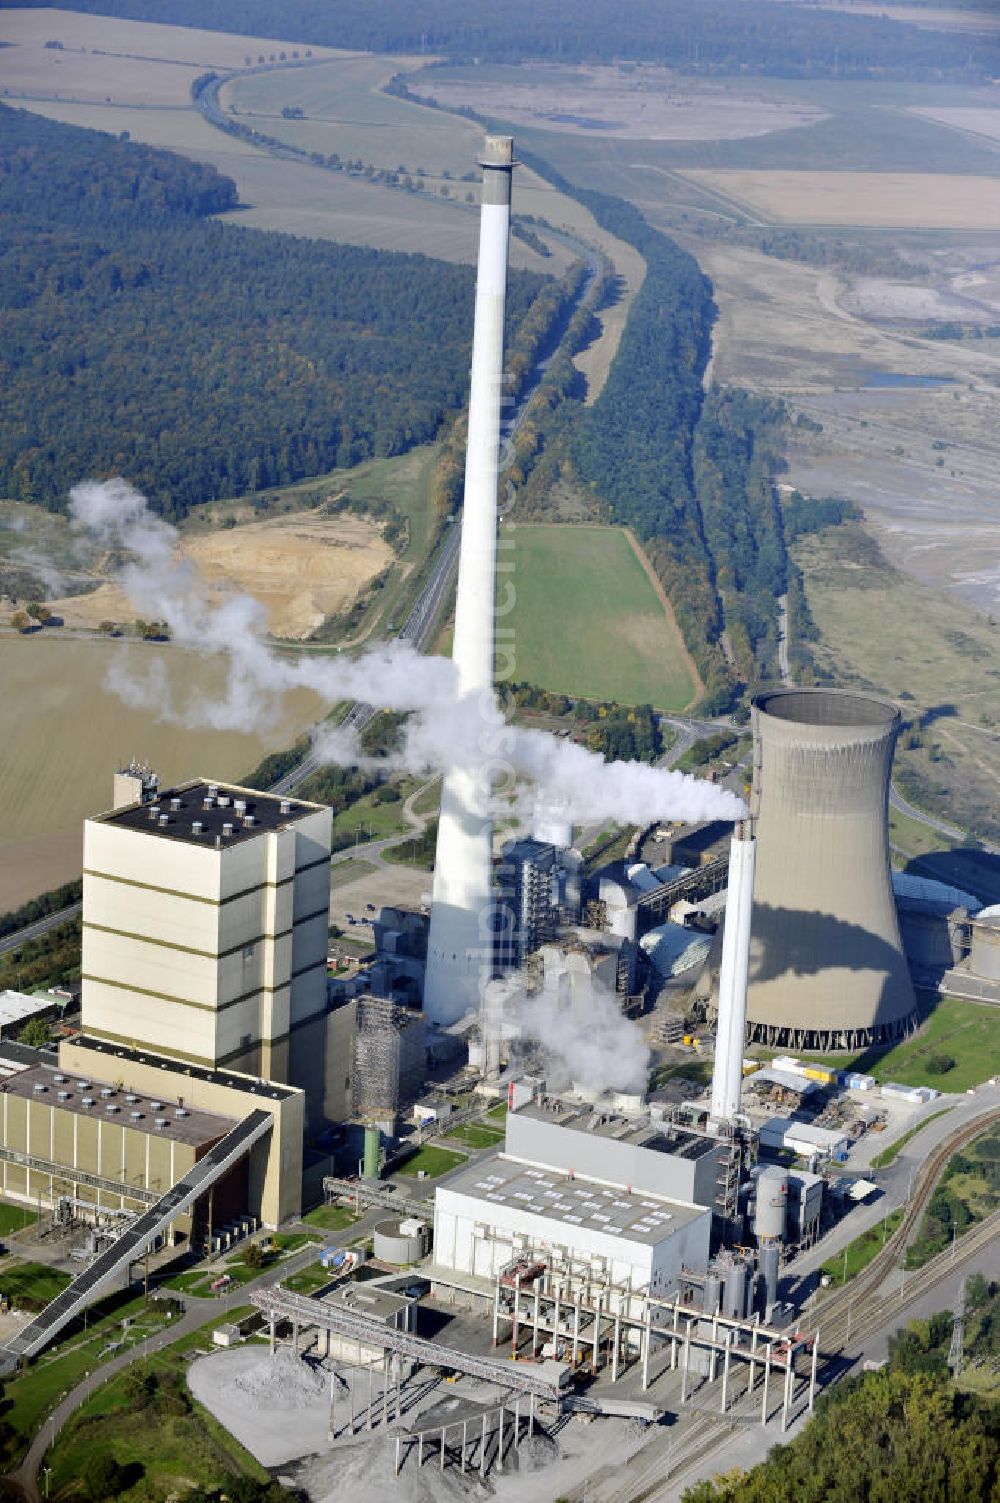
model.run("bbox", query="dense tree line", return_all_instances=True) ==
[0,916,81,994]
[22,0,994,80]
[0,105,545,520]
[782,492,861,542]
[693,389,787,683]
[0,878,81,937]
[516,152,732,710]
[684,1364,1000,1502]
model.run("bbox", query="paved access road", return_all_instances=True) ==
[0,904,81,958]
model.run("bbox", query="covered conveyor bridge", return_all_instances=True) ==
[0,1109,272,1373]
[250,1283,571,1399]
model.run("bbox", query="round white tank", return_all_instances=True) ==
[373,1218,427,1265]
[754,1165,788,1242]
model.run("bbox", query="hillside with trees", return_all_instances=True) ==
[0,105,545,521]
[684,1363,999,1502]
[21,0,994,80]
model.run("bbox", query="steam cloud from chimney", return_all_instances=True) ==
[69,478,745,827]
[511,979,651,1095]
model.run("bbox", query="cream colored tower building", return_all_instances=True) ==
[82,779,333,1099]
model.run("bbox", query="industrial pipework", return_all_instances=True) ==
[710,819,756,1125]
[423,136,516,1027]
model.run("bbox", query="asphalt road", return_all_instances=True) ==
[0,904,81,958]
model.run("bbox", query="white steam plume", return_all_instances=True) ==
[70,478,745,827]
[499,973,650,1095]
[69,478,457,733]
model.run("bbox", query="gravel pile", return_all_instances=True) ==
[506,1430,560,1475]
[230,1348,328,1410]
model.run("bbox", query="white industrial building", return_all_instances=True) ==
[0,990,60,1041]
[433,1155,710,1308]
[758,1118,850,1161]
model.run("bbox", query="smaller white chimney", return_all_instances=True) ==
[710,819,756,1125]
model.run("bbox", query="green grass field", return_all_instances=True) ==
[822,1207,905,1287]
[283,1261,336,1296]
[502,524,696,709]
[224,56,480,184]
[445,1121,506,1150]
[867,999,1000,1092]
[45,1309,267,1501]
[396,1144,467,1178]
[889,805,955,863]
[799,998,1000,1092]
[1,1260,70,1310]
[302,1203,359,1232]
[0,1200,37,1236]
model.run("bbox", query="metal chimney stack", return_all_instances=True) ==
[423,135,515,1026]
[710,819,756,1124]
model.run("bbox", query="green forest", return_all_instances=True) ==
[683,1366,1000,1501]
[21,0,994,80]
[0,105,545,520]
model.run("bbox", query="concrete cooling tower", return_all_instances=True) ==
[746,687,917,1051]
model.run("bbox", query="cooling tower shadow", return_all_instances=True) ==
[748,900,916,1038]
[903,847,1000,908]
[750,902,910,987]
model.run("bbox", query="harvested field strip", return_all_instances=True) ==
[679,169,1000,229]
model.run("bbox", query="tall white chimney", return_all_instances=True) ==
[423,136,515,1026]
[710,819,757,1123]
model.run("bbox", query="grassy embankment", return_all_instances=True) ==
[792,520,1000,849]
[905,1121,1000,1269]
[0,1281,183,1473]
[870,1109,955,1170]
[43,1308,269,1501]
[821,1207,906,1286]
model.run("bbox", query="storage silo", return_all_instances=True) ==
[754,1165,789,1243]
[747,688,917,1051]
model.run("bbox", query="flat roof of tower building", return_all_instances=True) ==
[70,1035,300,1103]
[93,779,321,847]
[2,1064,237,1148]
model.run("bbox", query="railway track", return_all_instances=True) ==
[813,1102,1000,1350]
